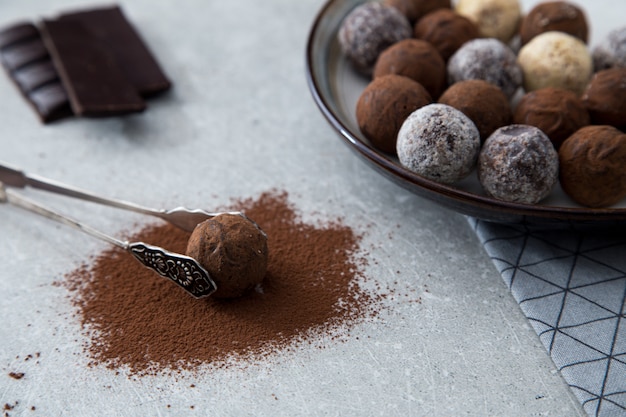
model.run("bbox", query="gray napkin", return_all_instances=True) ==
[469,218,626,417]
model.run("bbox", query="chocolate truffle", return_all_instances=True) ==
[439,79,512,141]
[582,68,626,130]
[338,2,412,75]
[519,1,588,45]
[478,125,559,204]
[559,125,626,207]
[414,9,480,61]
[593,26,626,71]
[383,0,451,23]
[455,0,521,42]
[357,74,432,154]
[513,87,590,149]
[186,213,268,299]
[447,38,522,98]
[397,103,480,184]
[373,38,446,98]
[517,31,592,95]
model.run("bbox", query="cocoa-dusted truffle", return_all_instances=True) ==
[357,74,432,154]
[593,26,626,71]
[455,0,521,42]
[439,79,512,141]
[447,38,522,99]
[373,38,446,98]
[518,31,592,95]
[397,103,480,184]
[519,1,588,45]
[514,87,590,149]
[582,68,626,130]
[414,9,479,61]
[383,0,451,23]
[338,2,412,75]
[559,125,626,207]
[186,213,268,299]
[478,125,559,204]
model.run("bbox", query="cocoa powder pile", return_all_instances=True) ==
[64,190,378,375]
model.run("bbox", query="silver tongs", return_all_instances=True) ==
[0,161,223,299]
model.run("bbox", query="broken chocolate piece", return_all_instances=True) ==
[0,22,72,122]
[40,18,146,116]
[1,38,48,71]
[59,5,171,96]
[0,22,38,49]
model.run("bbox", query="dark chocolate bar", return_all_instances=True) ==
[40,18,146,116]
[0,22,38,49]
[58,5,171,96]
[0,22,72,122]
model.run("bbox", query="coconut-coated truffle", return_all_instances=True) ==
[397,103,480,184]
[448,38,522,98]
[519,1,588,45]
[514,87,590,149]
[593,26,626,71]
[559,125,626,207]
[373,38,447,98]
[581,68,626,130]
[478,125,559,204]
[186,213,268,299]
[517,31,592,95]
[357,74,432,154]
[414,9,480,61]
[455,0,521,42]
[439,79,512,141]
[338,2,412,75]
[383,0,451,23]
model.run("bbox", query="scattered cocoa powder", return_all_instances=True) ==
[64,190,379,375]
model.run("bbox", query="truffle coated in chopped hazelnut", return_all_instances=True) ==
[478,125,559,204]
[186,213,268,299]
[559,125,626,208]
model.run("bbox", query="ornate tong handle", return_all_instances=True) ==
[0,182,216,299]
[129,243,216,298]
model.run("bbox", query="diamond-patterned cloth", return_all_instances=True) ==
[469,219,626,417]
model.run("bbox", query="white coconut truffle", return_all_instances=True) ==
[455,0,521,42]
[396,103,480,184]
[517,31,592,95]
[478,125,559,204]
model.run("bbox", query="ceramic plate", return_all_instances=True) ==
[305,0,626,228]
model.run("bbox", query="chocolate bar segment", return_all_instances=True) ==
[0,22,39,49]
[59,5,171,96]
[40,18,146,116]
[0,22,72,122]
